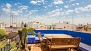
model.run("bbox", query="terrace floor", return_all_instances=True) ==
[0,42,90,51]
[25,44,70,51]
[21,43,89,51]
[24,44,47,51]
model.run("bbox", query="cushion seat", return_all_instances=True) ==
[48,45,77,49]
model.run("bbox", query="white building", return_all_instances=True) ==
[32,21,39,29]
[27,21,47,29]
[0,22,5,29]
[53,21,77,30]
[27,22,33,28]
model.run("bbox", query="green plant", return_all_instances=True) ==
[27,28,36,35]
[0,28,6,36]
[0,28,6,40]
[21,28,28,49]
[10,41,17,49]
[0,39,8,48]
[22,28,27,36]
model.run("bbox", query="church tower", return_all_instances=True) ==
[21,21,24,28]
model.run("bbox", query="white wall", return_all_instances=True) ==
[54,23,77,30]
[27,22,33,28]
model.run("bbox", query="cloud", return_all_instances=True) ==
[87,4,91,9]
[55,6,59,8]
[2,8,10,13]
[65,10,73,14]
[41,0,44,2]
[30,1,37,5]
[48,9,62,17]
[15,2,21,5]
[53,0,63,4]
[72,4,75,6]
[69,0,75,3]
[75,4,91,12]
[43,6,48,8]
[30,0,45,5]
[60,8,62,11]
[6,3,12,8]
[79,7,88,11]
[47,8,74,17]
[17,10,38,17]
[11,11,19,15]
[75,8,79,13]
[19,6,28,10]
[3,8,19,16]
[48,3,53,7]
[70,0,75,2]
[2,4,27,16]
[76,3,79,5]
[29,10,38,14]
[64,5,68,8]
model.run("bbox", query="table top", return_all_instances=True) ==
[44,34,73,39]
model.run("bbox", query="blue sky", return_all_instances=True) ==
[0,0,91,25]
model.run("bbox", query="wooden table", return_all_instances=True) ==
[44,34,73,47]
[44,34,80,51]
[44,34,73,39]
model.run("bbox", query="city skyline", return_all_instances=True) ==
[0,0,91,25]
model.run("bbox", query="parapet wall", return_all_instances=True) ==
[34,30,91,45]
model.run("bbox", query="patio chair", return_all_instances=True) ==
[48,37,80,51]
[37,32,46,47]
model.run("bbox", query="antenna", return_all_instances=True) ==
[16,15,17,27]
[0,11,2,17]
[0,11,2,22]
[10,10,11,26]
[11,15,13,27]
[72,0,75,31]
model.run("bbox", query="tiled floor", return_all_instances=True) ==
[21,42,91,51]
[26,44,48,51]
[24,44,77,51]
[27,44,40,51]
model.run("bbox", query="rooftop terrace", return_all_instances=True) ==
[0,30,91,51]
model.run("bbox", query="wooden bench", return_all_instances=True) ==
[48,37,80,51]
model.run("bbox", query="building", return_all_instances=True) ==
[86,23,91,32]
[0,22,5,29]
[53,21,77,30]
[76,24,84,31]
[27,22,33,28]
[21,21,24,28]
[32,21,39,29]
[27,21,47,30]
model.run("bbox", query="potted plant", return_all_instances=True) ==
[0,28,8,48]
[0,28,6,39]
[27,28,36,36]
[21,27,27,49]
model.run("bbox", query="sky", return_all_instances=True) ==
[0,0,91,25]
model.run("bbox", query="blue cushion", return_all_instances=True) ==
[35,37,39,40]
